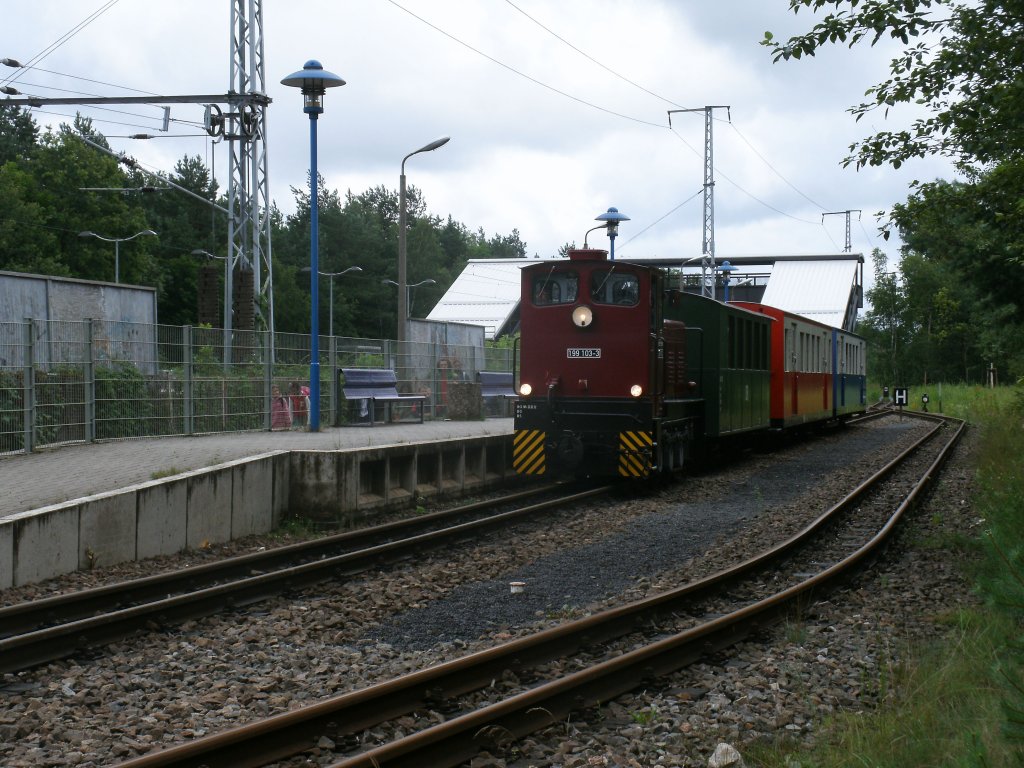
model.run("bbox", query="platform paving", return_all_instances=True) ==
[0,419,513,520]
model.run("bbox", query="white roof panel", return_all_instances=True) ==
[426,258,534,338]
[759,260,858,328]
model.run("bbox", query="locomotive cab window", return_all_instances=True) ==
[590,269,639,306]
[533,273,578,306]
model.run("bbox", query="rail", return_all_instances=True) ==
[111,412,963,768]
[0,484,602,674]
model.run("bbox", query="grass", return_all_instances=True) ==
[750,610,1016,767]
[745,382,1024,767]
[150,466,183,480]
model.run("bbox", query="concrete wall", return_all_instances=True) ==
[0,271,158,369]
[0,434,514,588]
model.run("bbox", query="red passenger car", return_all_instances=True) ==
[733,302,865,427]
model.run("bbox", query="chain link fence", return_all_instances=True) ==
[0,319,514,455]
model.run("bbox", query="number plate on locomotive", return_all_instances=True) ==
[566,348,601,358]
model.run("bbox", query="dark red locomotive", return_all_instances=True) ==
[512,247,868,479]
[513,248,775,478]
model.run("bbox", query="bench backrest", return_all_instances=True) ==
[341,368,400,398]
[477,370,514,397]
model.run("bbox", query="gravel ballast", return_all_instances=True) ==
[0,416,979,767]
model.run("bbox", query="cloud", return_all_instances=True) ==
[6,0,958,266]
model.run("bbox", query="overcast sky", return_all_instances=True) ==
[4,0,957,264]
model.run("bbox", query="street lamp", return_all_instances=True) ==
[383,278,436,319]
[303,266,362,337]
[718,260,738,303]
[78,229,157,283]
[281,59,346,433]
[594,207,630,261]
[399,136,450,344]
[676,253,715,293]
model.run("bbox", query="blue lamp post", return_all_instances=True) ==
[719,260,738,303]
[281,59,346,432]
[595,207,630,260]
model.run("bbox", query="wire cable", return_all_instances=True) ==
[728,122,829,210]
[501,0,686,109]
[2,0,122,88]
[618,188,704,251]
[384,0,667,129]
[668,128,821,226]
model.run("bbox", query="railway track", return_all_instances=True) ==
[0,483,610,673]
[113,411,963,768]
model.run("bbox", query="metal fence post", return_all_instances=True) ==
[85,319,95,443]
[22,318,34,454]
[328,334,337,427]
[183,325,194,435]
[263,330,272,431]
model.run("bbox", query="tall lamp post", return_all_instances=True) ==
[398,137,449,344]
[282,59,346,433]
[594,207,630,260]
[383,278,436,319]
[78,229,157,283]
[303,266,363,337]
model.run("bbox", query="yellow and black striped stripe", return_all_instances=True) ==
[513,429,546,475]
[618,430,654,477]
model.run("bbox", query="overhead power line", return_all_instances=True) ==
[384,0,666,128]
[1,0,122,88]
[502,0,686,109]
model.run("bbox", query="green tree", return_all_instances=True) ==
[891,168,1024,379]
[143,155,223,326]
[0,105,38,164]
[763,0,1024,170]
[0,161,63,275]
[860,249,908,385]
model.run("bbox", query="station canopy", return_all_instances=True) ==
[426,253,863,339]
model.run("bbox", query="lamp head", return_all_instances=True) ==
[595,206,630,238]
[421,136,450,153]
[281,59,346,114]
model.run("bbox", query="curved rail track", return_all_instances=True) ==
[0,483,610,673]
[112,411,964,768]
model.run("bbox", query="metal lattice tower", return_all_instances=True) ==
[226,0,273,339]
[669,106,730,299]
[822,209,861,252]
[4,2,273,350]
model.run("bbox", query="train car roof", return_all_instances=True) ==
[427,253,863,339]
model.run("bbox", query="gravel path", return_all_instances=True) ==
[0,416,975,767]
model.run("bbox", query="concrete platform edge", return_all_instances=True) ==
[1,434,514,589]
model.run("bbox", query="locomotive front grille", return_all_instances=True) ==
[618,430,654,477]
[513,429,547,475]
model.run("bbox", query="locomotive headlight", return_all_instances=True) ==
[571,305,594,328]
[519,383,533,397]
[630,384,643,397]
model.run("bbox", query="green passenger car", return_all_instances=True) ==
[666,292,772,439]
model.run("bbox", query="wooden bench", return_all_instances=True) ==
[478,370,516,417]
[340,368,426,426]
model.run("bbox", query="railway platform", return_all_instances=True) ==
[0,419,514,520]
[0,419,515,589]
